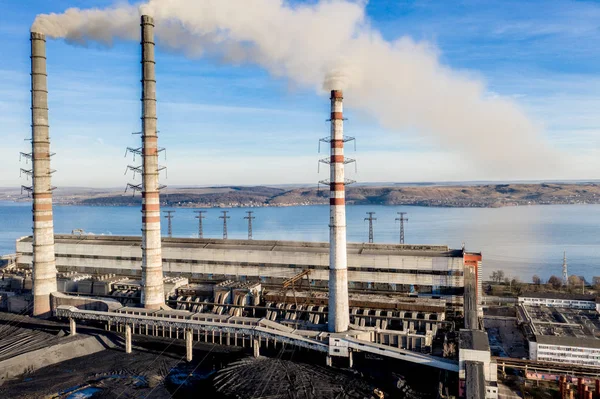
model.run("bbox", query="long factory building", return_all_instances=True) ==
[15,234,482,311]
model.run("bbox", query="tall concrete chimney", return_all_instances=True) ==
[30,32,58,317]
[140,15,164,309]
[328,90,350,332]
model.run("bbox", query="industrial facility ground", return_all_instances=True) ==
[483,315,528,359]
[0,313,446,398]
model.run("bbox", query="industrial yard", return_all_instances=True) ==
[0,315,440,398]
[0,11,473,398]
[2,2,600,399]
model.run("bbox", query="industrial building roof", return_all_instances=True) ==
[19,234,465,258]
[520,305,600,349]
[535,335,600,349]
[459,329,491,352]
[520,292,596,302]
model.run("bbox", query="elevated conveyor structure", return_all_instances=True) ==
[55,305,458,372]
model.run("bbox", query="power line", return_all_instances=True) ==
[244,211,255,240]
[364,212,376,243]
[163,210,175,238]
[395,212,408,244]
[219,211,230,239]
[193,210,207,238]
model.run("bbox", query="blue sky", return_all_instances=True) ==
[1,0,600,187]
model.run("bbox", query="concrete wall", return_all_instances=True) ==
[459,349,495,382]
[16,237,466,290]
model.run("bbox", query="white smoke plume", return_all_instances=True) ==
[32,0,558,177]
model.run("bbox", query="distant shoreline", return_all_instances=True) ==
[2,182,600,209]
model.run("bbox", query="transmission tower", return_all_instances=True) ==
[562,251,568,286]
[163,210,175,238]
[244,211,255,240]
[219,211,230,239]
[364,212,377,243]
[395,212,408,244]
[194,210,207,238]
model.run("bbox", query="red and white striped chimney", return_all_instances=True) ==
[140,15,164,309]
[30,32,58,317]
[328,90,350,333]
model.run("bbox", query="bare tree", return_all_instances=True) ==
[568,275,582,286]
[497,270,505,283]
[548,275,562,290]
[532,275,541,285]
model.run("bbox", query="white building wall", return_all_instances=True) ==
[16,239,466,289]
[458,349,493,381]
[518,297,596,310]
[532,343,600,367]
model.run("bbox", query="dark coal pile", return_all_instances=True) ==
[214,357,382,399]
[0,349,179,399]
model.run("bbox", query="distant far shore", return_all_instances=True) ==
[2,182,600,208]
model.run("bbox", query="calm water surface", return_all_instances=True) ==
[1,201,599,282]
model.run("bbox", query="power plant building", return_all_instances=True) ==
[15,235,482,312]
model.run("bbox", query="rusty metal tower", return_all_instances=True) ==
[244,211,255,240]
[194,210,206,238]
[219,211,230,239]
[364,212,376,243]
[395,212,408,244]
[163,210,175,238]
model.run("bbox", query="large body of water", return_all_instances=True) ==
[1,201,599,282]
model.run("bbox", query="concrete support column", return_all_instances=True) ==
[326,355,332,367]
[253,338,260,358]
[125,325,132,354]
[69,318,76,336]
[327,89,350,333]
[348,351,353,368]
[186,329,193,362]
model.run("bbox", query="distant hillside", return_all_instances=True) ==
[32,182,600,208]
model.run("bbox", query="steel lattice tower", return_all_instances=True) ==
[562,251,568,286]
[194,210,206,238]
[163,211,175,238]
[364,212,376,243]
[244,211,255,240]
[395,212,408,244]
[219,211,230,239]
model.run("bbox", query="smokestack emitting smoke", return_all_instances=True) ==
[30,32,58,317]
[139,15,165,309]
[31,0,556,175]
[328,90,350,333]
